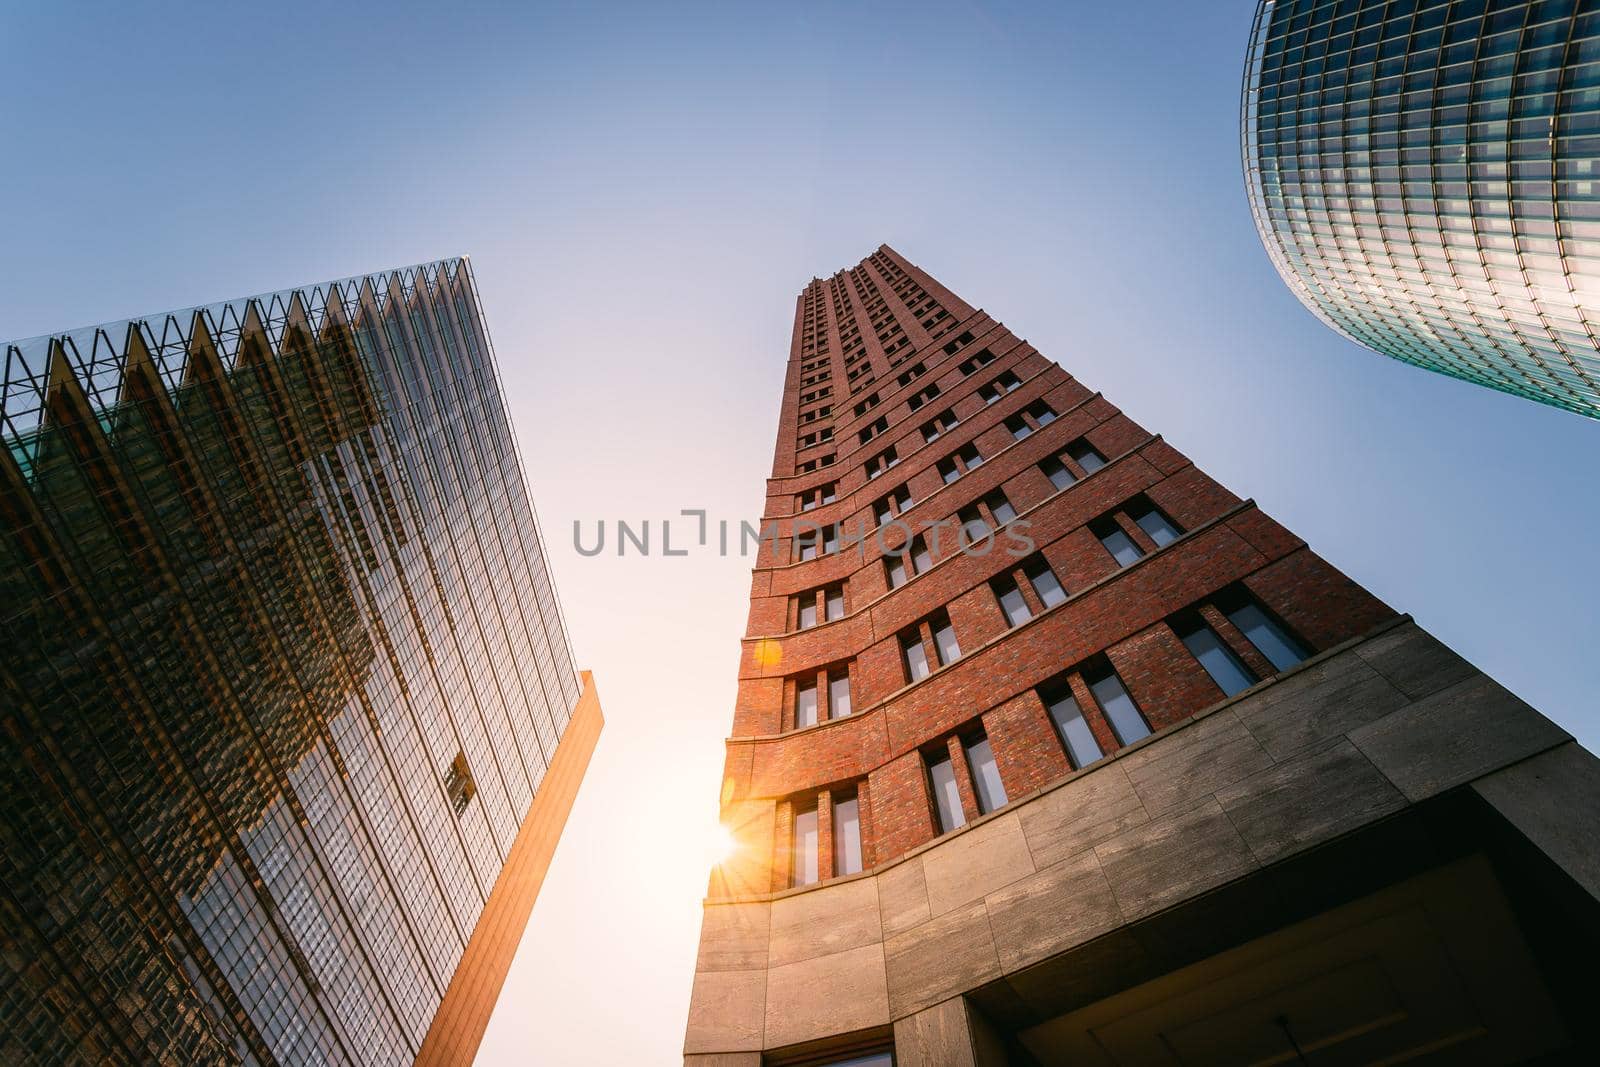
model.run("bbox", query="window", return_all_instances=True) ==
[828,669,852,719]
[931,611,961,665]
[444,753,476,815]
[825,586,845,622]
[1092,517,1145,567]
[993,575,1032,626]
[865,446,899,479]
[985,490,1016,525]
[833,793,862,876]
[873,484,911,526]
[920,408,958,442]
[1068,439,1107,473]
[1128,498,1182,547]
[798,597,818,630]
[942,330,976,355]
[902,629,932,682]
[885,534,932,588]
[1041,682,1105,768]
[958,348,996,376]
[928,753,965,833]
[897,362,928,387]
[937,443,983,484]
[1025,556,1067,608]
[1006,399,1057,440]
[797,522,838,561]
[1175,616,1258,697]
[906,382,940,411]
[859,415,888,445]
[1085,664,1150,745]
[1221,590,1310,671]
[798,482,837,512]
[853,392,880,417]
[966,735,1007,814]
[796,678,819,728]
[958,504,991,547]
[978,370,1022,404]
[793,805,819,887]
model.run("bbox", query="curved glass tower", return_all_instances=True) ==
[1243,0,1600,419]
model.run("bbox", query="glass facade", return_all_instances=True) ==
[1243,0,1600,419]
[0,258,581,1065]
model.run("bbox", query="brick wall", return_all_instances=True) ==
[713,243,1396,887]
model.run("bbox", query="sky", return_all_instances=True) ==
[3,2,1597,1063]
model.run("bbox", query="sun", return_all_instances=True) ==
[705,822,738,867]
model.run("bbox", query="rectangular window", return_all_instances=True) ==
[828,671,852,719]
[1223,593,1310,672]
[1093,518,1145,567]
[1129,498,1182,546]
[798,597,819,629]
[1068,440,1106,473]
[966,736,1007,814]
[1005,413,1033,440]
[931,612,961,666]
[921,408,958,442]
[993,575,1031,626]
[897,362,928,388]
[1040,455,1077,491]
[958,504,991,545]
[985,490,1017,526]
[937,457,961,484]
[873,485,911,526]
[885,535,932,588]
[943,330,976,355]
[797,523,838,561]
[1027,399,1057,426]
[1085,665,1150,746]
[959,348,996,376]
[865,447,899,479]
[928,754,965,833]
[854,393,880,417]
[859,416,889,445]
[833,794,862,876]
[1026,557,1068,608]
[796,679,819,729]
[1176,617,1259,697]
[1042,684,1105,768]
[825,586,845,621]
[793,806,819,887]
[902,630,931,682]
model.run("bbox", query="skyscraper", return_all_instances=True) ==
[0,258,602,1066]
[685,245,1600,1065]
[1242,0,1600,419]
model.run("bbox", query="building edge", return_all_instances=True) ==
[416,671,605,1067]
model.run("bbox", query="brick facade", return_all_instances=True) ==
[710,245,1394,902]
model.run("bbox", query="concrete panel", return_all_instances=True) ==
[984,850,1123,973]
[1093,797,1258,921]
[684,969,766,1054]
[1474,742,1600,903]
[885,900,1002,1019]
[1121,709,1273,816]
[1216,739,1407,865]
[921,811,1036,918]
[1018,762,1148,871]
[878,856,932,939]
[1353,621,1476,700]
[769,877,882,968]
[894,997,1007,1067]
[763,944,890,1049]
[1350,676,1569,802]
[696,902,771,973]
[1233,651,1409,760]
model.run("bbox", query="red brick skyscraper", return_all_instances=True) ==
[685,246,1600,1066]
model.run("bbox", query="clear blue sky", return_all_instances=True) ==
[4,3,1596,1063]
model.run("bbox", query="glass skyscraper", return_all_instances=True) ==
[0,258,601,1065]
[1243,0,1600,419]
